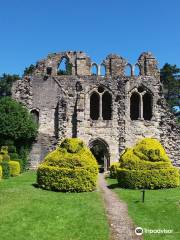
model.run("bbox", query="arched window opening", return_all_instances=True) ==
[91,64,98,76]
[102,91,112,120]
[90,92,100,120]
[134,64,140,76]
[125,65,132,76]
[100,64,106,76]
[46,67,52,75]
[54,103,59,138]
[130,92,140,120]
[30,110,39,125]
[57,57,72,75]
[143,93,152,120]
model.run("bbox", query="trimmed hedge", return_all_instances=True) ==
[117,168,180,189]
[0,165,2,179]
[109,162,120,178]
[117,138,180,189]
[9,161,20,176]
[37,138,98,192]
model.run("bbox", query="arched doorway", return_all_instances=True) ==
[89,138,110,172]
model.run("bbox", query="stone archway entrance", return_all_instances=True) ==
[89,138,110,172]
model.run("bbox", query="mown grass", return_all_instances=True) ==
[107,178,180,240]
[0,171,109,240]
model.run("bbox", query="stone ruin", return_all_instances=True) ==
[12,51,180,170]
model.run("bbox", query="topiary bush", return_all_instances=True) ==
[37,138,99,192]
[0,146,10,161]
[9,161,20,176]
[117,138,180,189]
[109,162,120,178]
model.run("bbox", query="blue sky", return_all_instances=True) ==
[0,0,180,75]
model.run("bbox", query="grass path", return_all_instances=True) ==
[0,171,109,240]
[107,178,180,240]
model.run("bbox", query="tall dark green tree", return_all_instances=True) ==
[23,64,36,76]
[160,63,180,111]
[0,97,38,143]
[0,74,19,96]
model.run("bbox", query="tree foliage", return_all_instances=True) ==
[0,97,38,143]
[0,74,19,97]
[160,63,180,112]
[23,64,36,76]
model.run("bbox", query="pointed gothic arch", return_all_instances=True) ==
[89,138,110,172]
[102,91,112,120]
[130,92,140,120]
[90,91,100,120]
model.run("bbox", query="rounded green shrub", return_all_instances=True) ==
[9,161,20,176]
[117,138,180,189]
[37,138,98,192]
[109,162,120,178]
[0,165,2,179]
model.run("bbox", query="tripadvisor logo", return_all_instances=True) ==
[135,227,143,236]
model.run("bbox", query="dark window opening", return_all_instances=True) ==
[57,57,72,75]
[90,92,100,120]
[76,81,82,92]
[46,67,52,75]
[102,91,112,120]
[130,92,140,120]
[31,110,39,125]
[143,93,152,120]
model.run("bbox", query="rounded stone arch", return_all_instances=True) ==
[30,108,39,125]
[91,62,98,75]
[89,138,110,172]
[100,63,106,76]
[57,55,72,75]
[124,63,133,76]
[133,63,141,76]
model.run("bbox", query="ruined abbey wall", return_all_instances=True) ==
[12,51,180,169]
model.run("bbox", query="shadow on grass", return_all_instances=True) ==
[107,183,119,189]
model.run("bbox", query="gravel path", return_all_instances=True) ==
[99,174,143,240]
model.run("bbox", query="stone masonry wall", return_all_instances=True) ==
[12,51,180,169]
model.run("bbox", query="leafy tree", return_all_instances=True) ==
[160,63,180,111]
[0,97,38,143]
[23,64,36,76]
[0,74,19,96]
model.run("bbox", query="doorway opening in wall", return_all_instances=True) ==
[89,138,110,172]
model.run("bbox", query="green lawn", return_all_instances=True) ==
[107,178,180,240]
[0,171,109,240]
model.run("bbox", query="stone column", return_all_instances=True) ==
[99,94,103,120]
[139,94,144,120]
